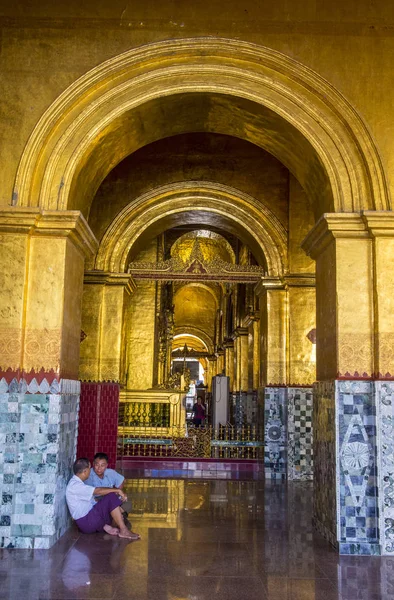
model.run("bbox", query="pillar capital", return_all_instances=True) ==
[254,276,284,296]
[302,212,368,259]
[84,271,137,295]
[362,211,394,237]
[282,274,315,288]
[0,207,98,258]
[234,326,249,338]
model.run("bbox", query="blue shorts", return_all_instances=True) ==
[76,493,123,533]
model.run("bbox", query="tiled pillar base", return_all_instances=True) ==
[377,381,394,555]
[0,378,79,549]
[264,387,287,480]
[313,380,381,555]
[77,382,119,468]
[336,380,379,555]
[287,387,313,481]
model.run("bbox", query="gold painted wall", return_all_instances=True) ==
[0,231,28,370]
[288,287,316,385]
[315,241,337,381]
[60,239,85,378]
[288,175,315,274]
[2,1,394,213]
[79,275,132,382]
[126,241,157,389]
[0,212,91,378]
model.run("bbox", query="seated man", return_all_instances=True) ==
[86,452,125,489]
[85,452,131,525]
[66,457,140,540]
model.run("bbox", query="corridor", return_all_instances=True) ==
[0,479,390,600]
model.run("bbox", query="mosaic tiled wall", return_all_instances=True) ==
[336,380,379,555]
[0,379,79,549]
[312,380,337,547]
[287,387,313,481]
[264,387,286,480]
[77,382,119,468]
[377,381,394,555]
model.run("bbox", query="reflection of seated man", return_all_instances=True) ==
[85,452,131,525]
[66,457,140,540]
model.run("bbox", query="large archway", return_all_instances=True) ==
[13,38,389,218]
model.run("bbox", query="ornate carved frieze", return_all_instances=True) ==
[129,238,266,282]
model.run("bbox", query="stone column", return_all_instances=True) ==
[303,213,381,555]
[363,213,394,556]
[234,328,248,392]
[255,279,287,387]
[0,208,97,549]
[224,342,234,391]
[216,349,224,375]
[252,318,260,390]
[206,356,216,392]
[79,272,136,383]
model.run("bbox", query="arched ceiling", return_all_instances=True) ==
[172,334,208,354]
[68,92,330,221]
[170,230,235,265]
[173,283,218,341]
[88,133,290,244]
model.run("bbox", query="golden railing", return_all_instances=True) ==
[118,390,185,437]
[118,390,263,460]
[118,423,263,460]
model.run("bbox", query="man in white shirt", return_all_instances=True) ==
[66,457,140,540]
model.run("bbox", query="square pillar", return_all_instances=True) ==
[79,272,136,383]
[303,213,385,554]
[255,279,287,387]
[0,208,97,548]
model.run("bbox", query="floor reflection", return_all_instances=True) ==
[0,479,393,599]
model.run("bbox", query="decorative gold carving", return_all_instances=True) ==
[129,242,265,283]
[0,328,61,373]
[171,230,235,265]
[375,333,394,377]
[0,328,22,370]
[338,333,374,377]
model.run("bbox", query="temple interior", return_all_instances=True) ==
[2,0,394,598]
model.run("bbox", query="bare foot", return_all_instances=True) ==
[103,524,120,536]
[118,529,141,540]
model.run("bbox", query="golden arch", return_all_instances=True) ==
[93,182,287,276]
[173,327,214,355]
[13,38,390,217]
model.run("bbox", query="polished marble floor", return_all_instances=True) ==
[0,479,393,599]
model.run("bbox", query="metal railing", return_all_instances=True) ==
[118,423,263,460]
[118,390,263,460]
